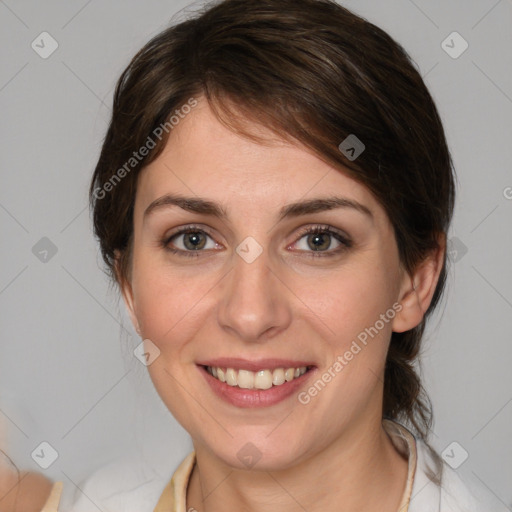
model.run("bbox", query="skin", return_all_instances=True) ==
[0,468,53,512]
[121,97,444,512]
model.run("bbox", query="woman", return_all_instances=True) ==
[45,0,499,510]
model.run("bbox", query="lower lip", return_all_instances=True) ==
[198,365,316,408]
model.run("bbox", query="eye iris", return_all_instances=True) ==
[307,233,330,251]
[184,232,206,250]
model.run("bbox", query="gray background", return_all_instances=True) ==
[1,0,511,508]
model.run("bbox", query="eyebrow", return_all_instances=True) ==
[278,196,372,221]
[144,195,229,220]
[143,194,373,221]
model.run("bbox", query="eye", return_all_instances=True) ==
[163,226,220,256]
[290,225,351,256]
[162,224,351,259]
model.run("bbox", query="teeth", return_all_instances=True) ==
[206,365,308,389]
[226,368,237,386]
[272,368,285,386]
[238,369,254,389]
[254,370,273,390]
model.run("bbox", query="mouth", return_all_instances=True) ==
[196,358,317,408]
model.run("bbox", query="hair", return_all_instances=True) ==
[90,0,455,440]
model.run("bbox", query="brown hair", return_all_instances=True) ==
[90,0,455,439]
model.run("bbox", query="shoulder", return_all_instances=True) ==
[410,439,508,512]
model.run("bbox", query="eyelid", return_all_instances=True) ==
[292,224,351,244]
[163,224,216,244]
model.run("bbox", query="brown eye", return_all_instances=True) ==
[165,227,218,254]
[182,231,207,250]
[290,225,352,257]
[306,232,332,251]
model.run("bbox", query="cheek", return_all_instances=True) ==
[130,264,212,429]
[302,262,398,345]
[294,268,397,427]
[131,263,208,344]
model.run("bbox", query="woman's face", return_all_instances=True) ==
[122,97,414,470]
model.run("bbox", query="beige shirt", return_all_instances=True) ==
[44,418,504,511]
[43,419,418,511]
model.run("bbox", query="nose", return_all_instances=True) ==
[216,247,293,343]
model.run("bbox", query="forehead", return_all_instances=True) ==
[135,98,384,222]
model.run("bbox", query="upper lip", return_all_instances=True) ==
[197,358,315,372]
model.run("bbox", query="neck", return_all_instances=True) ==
[186,418,409,512]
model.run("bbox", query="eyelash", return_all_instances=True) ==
[161,224,352,259]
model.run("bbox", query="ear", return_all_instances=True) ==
[392,235,446,333]
[115,250,141,335]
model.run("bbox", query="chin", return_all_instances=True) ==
[206,431,310,472]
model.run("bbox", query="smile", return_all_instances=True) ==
[205,366,309,389]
